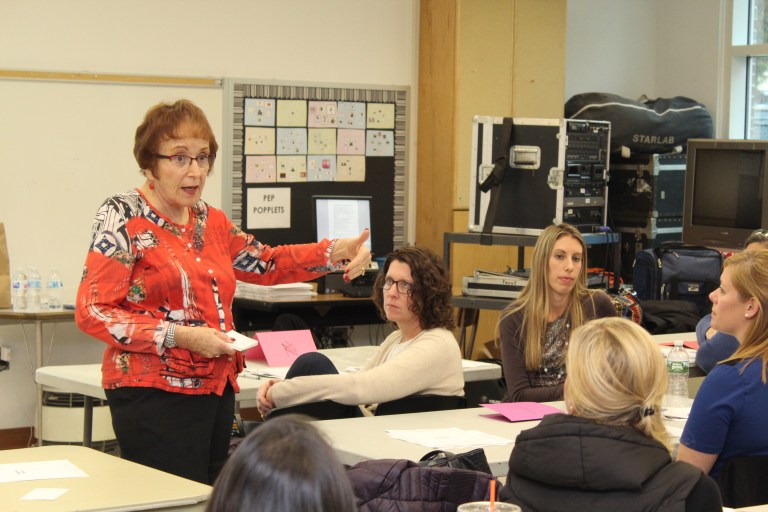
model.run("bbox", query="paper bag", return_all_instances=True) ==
[0,223,10,308]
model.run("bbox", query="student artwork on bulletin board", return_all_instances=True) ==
[226,81,407,257]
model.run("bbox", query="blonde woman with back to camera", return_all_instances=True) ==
[500,317,721,511]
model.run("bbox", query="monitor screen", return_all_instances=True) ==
[690,148,763,230]
[683,139,768,249]
[313,196,373,250]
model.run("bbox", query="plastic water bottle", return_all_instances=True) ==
[11,268,27,311]
[46,268,63,311]
[667,340,690,407]
[26,266,42,312]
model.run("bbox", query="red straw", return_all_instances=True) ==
[490,479,496,511]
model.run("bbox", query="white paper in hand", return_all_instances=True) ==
[226,330,259,352]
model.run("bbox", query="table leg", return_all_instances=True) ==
[457,308,480,359]
[35,320,43,447]
[83,396,93,448]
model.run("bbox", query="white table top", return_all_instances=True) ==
[315,405,554,477]
[36,346,501,402]
[0,445,210,512]
[315,401,691,479]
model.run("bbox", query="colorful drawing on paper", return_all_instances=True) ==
[276,99,308,127]
[245,155,277,183]
[244,98,276,127]
[337,101,366,129]
[308,101,338,128]
[276,128,308,155]
[244,127,275,155]
[336,129,365,155]
[366,103,395,129]
[308,128,337,154]
[336,155,366,182]
[307,155,336,181]
[366,130,395,157]
[276,156,308,182]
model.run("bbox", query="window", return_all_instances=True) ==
[724,0,768,138]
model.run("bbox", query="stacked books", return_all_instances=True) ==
[235,282,317,300]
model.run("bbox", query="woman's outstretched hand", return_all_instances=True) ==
[332,228,372,282]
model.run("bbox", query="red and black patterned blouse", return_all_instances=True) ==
[76,189,339,396]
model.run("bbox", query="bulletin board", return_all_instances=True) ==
[223,80,408,258]
[224,80,408,256]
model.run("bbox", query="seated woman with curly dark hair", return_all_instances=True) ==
[257,246,464,416]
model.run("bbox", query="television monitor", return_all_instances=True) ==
[683,138,768,249]
[313,195,373,250]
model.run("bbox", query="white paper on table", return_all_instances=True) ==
[21,488,70,501]
[226,330,260,352]
[385,428,514,449]
[0,460,88,483]
[243,366,291,380]
[662,406,691,420]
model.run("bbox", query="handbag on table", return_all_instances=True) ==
[418,447,493,475]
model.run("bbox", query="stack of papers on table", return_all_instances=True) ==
[385,428,514,449]
[235,282,316,300]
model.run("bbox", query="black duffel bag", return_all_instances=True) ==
[565,92,713,156]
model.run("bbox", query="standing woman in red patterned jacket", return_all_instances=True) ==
[75,99,370,484]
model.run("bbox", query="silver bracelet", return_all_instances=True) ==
[163,323,177,349]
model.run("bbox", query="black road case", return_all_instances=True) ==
[469,117,611,236]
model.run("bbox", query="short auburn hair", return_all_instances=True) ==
[133,99,218,175]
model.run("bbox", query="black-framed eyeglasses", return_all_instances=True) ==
[155,153,215,169]
[382,276,414,294]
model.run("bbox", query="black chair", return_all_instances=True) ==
[375,394,467,416]
[265,400,358,421]
[716,455,768,507]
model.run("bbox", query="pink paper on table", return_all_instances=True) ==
[480,402,562,422]
[245,329,317,366]
[659,340,700,350]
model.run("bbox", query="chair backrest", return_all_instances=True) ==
[375,394,467,416]
[265,400,358,421]
[716,455,768,507]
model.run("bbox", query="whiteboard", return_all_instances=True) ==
[0,78,223,303]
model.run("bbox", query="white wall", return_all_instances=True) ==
[566,0,723,132]
[0,0,418,430]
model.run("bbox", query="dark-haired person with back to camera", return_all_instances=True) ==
[75,99,371,484]
[206,414,357,512]
[499,223,616,403]
[256,246,464,417]
[695,228,768,373]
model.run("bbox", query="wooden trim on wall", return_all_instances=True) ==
[0,69,221,88]
[416,0,457,252]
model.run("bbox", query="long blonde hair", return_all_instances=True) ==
[721,250,768,382]
[565,317,670,451]
[502,223,593,370]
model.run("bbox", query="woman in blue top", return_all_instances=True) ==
[694,229,768,373]
[678,250,768,477]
